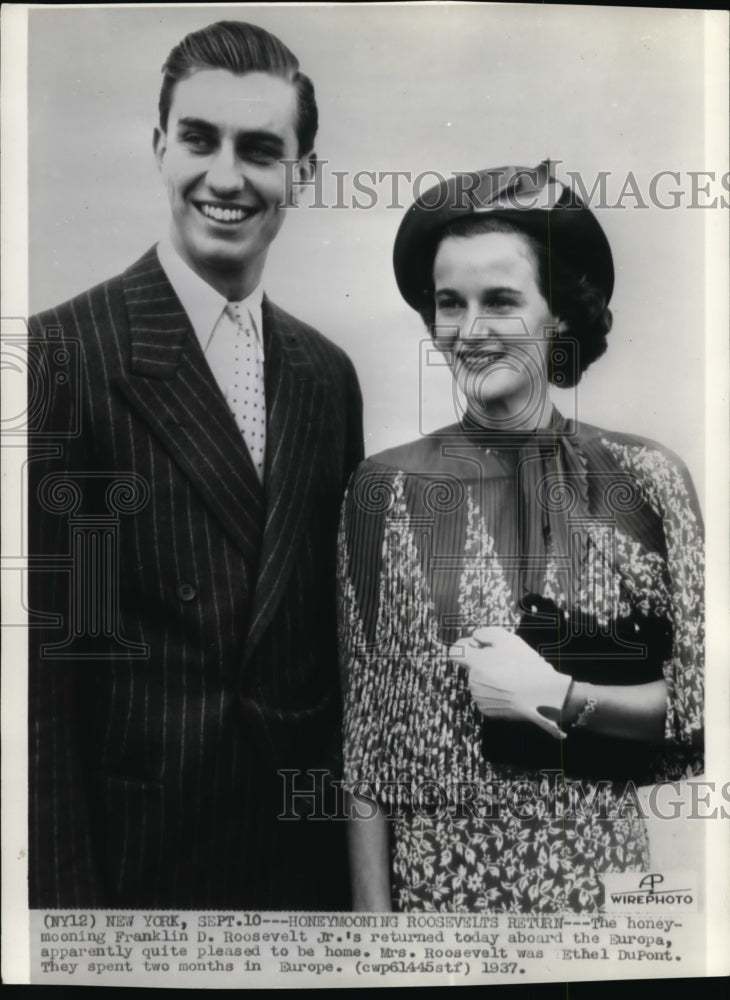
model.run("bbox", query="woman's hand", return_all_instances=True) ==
[449,626,572,739]
[347,794,393,912]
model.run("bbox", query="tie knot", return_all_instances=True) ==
[226,301,245,324]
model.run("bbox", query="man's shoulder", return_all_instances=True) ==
[263,297,355,375]
[29,248,157,337]
[30,275,119,333]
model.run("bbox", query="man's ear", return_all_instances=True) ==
[289,151,316,206]
[153,127,167,170]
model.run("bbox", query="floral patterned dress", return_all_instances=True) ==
[338,412,704,912]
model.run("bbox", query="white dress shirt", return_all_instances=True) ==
[156,239,266,477]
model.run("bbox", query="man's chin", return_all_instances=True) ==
[185,238,255,275]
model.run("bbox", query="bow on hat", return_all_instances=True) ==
[393,160,614,313]
[449,159,562,212]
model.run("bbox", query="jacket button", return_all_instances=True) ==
[176,582,197,601]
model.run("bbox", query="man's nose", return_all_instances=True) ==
[206,143,245,194]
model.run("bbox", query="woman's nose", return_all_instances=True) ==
[460,310,498,342]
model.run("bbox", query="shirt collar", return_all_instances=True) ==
[156,237,265,352]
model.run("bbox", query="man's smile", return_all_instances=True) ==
[193,200,259,225]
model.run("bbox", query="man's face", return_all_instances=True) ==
[154,69,311,288]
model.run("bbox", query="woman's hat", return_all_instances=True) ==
[392,160,614,312]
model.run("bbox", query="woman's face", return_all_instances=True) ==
[433,230,558,427]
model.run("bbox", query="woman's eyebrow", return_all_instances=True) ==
[483,285,523,296]
[435,285,523,296]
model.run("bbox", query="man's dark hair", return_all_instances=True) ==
[421,215,613,388]
[158,20,318,156]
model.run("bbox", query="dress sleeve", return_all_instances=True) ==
[338,458,491,802]
[337,460,393,798]
[647,450,704,752]
[609,439,704,767]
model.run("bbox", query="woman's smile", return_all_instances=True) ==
[433,230,558,427]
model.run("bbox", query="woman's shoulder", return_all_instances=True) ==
[343,425,483,523]
[575,419,701,515]
[576,419,691,473]
[354,423,465,478]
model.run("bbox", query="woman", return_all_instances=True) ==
[338,162,704,912]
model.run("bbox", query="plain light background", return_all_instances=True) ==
[28,3,708,506]
[25,3,716,885]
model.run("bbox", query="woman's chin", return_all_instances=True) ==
[457,364,524,401]
[454,362,549,428]
[460,378,525,414]
[462,390,548,431]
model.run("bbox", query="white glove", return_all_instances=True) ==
[449,626,572,740]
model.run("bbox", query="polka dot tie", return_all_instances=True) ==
[225,302,266,481]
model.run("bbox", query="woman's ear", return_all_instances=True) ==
[548,319,578,388]
[430,322,459,357]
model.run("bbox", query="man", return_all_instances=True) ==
[28,20,363,910]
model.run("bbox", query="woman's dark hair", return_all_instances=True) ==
[421,215,613,388]
[158,21,318,157]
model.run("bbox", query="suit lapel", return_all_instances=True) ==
[243,298,328,661]
[113,248,265,567]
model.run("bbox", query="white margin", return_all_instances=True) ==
[1,1,729,988]
[703,7,730,980]
[1,1,31,987]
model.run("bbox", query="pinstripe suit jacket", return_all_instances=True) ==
[28,246,363,910]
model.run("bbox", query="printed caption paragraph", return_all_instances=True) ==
[31,905,705,986]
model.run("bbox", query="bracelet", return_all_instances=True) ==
[572,696,597,729]
[560,678,576,716]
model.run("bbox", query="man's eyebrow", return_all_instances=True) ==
[176,116,218,133]
[175,119,286,148]
[237,129,287,150]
